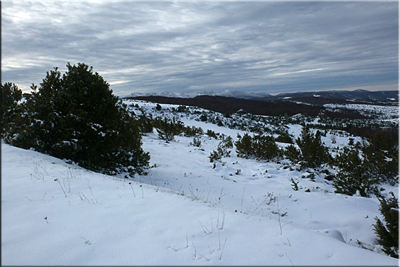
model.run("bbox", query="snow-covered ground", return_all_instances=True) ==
[324,103,399,122]
[2,100,398,265]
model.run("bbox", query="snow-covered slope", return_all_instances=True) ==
[324,103,399,122]
[2,100,398,265]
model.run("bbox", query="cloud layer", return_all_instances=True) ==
[2,1,398,96]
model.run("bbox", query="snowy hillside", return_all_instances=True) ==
[2,100,398,265]
[324,103,399,122]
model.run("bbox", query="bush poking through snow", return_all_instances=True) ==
[182,125,204,137]
[284,145,301,163]
[275,131,294,144]
[373,192,399,258]
[296,126,332,169]
[362,132,399,186]
[155,117,184,142]
[206,129,219,139]
[189,138,202,147]
[291,178,299,191]
[209,136,234,162]
[333,147,380,197]
[235,133,282,161]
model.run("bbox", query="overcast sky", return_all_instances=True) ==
[2,1,398,97]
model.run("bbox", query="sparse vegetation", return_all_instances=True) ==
[209,136,233,162]
[2,86,399,264]
[190,137,202,147]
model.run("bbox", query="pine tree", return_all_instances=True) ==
[373,192,399,258]
[363,133,399,186]
[333,147,379,197]
[253,134,281,161]
[235,133,253,159]
[284,144,301,163]
[155,117,183,143]
[5,63,150,176]
[1,83,22,137]
[296,126,331,168]
[235,133,281,161]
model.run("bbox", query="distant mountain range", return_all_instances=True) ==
[274,89,398,103]
[124,89,398,104]
[124,89,272,99]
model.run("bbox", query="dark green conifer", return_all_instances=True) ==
[5,63,149,176]
[363,133,398,185]
[333,147,381,197]
[235,133,253,159]
[155,117,183,142]
[296,126,331,168]
[1,83,22,137]
[373,192,398,258]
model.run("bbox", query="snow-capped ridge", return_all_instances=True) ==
[124,89,271,99]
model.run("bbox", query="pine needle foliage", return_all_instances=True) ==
[154,117,184,142]
[4,63,150,176]
[373,192,399,258]
[332,147,379,197]
[296,126,331,168]
[1,83,23,137]
[235,133,282,161]
[362,132,399,186]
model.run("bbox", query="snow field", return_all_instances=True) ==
[324,103,399,122]
[2,100,399,265]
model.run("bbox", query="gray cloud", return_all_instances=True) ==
[2,1,398,96]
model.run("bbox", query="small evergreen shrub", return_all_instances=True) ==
[183,125,204,137]
[253,135,282,161]
[209,137,233,162]
[206,129,218,139]
[291,178,299,191]
[296,126,332,168]
[209,149,223,162]
[137,115,153,133]
[235,133,253,159]
[332,147,379,197]
[190,137,202,147]
[177,105,187,112]
[235,133,282,161]
[284,144,301,163]
[362,132,398,186]
[155,117,183,142]
[275,132,293,144]
[373,192,398,258]
[220,135,233,149]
